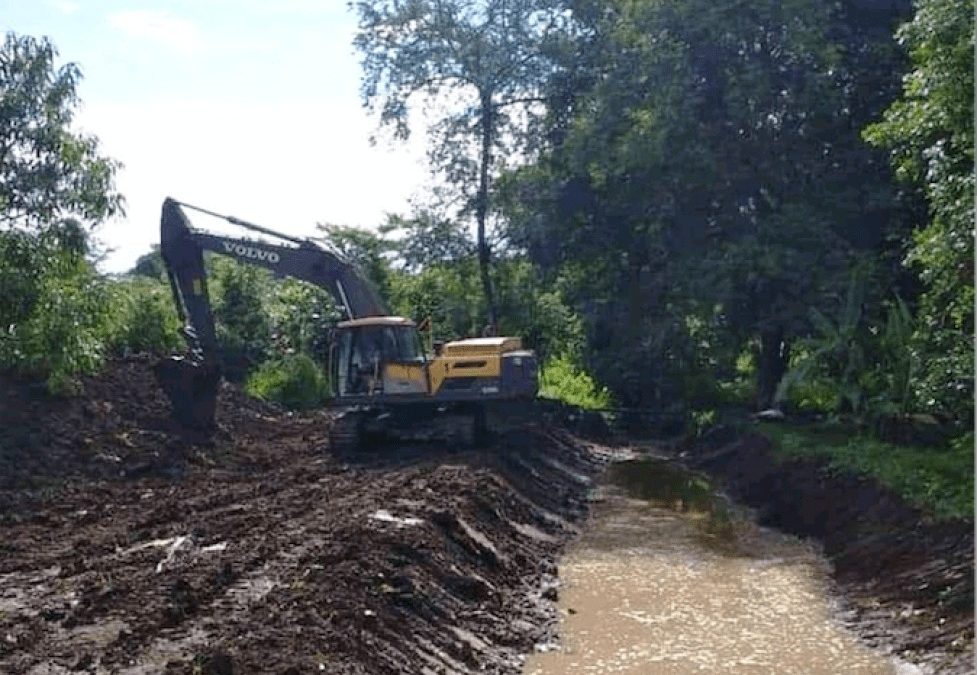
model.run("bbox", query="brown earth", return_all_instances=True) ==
[0,357,603,674]
[681,428,975,674]
[2,358,973,673]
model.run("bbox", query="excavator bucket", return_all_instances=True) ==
[154,357,221,431]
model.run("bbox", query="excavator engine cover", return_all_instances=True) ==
[154,357,220,431]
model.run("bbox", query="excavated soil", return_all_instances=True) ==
[0,357,602,674]
[2,359,972,673]
[682,428,975,674]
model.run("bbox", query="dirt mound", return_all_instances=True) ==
[0,358,602,673]
[0,356,320,504]
[684,431,974,673]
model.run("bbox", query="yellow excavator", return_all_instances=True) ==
[154,198,538,451]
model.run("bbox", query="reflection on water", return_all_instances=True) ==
[525,458,909,675]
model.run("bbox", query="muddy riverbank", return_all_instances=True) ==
[680,430,974,674]
[527,457,911,674]
[0,358,603,674]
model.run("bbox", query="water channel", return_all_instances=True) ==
[525,457,923,675]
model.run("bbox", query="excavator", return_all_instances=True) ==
[154,198,538,452]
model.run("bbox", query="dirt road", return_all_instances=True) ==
[0,359,600,674]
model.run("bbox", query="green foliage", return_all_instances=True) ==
[110,278,183,356]
[389,258,483,340]
[353,0,571,324]
[493,259,584,362]
[539,353,611,411]
[128,246,166,280]
[208,258,273,382]
[869,296,919,417]
[0,32,122,233]
[245,353,330,411]
[317,222,393,300]
[777,275,873,415]
[715,350,756,405]
[0,242,114,394]
[864,0,974,427]
[0,229,188,394]
[264,279,339,365]
[690,409,718,437]
[380,211,473,272]
[761,423,974,522]
[778,274,924,421]
[502,0,912,411]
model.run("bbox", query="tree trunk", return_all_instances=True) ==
[756,326,790,410]
[476,92,499,332]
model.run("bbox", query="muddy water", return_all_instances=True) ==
[525,458,912,675]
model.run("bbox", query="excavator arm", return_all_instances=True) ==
[156,197,387,429]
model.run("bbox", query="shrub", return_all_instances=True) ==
[762,422,974,521]
[110,279,183,355]
[539,353,611,410]
[0,249,115,394]
[210,260,272,382]
[245,353,330,411]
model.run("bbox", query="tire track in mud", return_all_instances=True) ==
[112,466,404,673]
[0,393,602,675]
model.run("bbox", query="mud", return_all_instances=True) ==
[0,358,602,673]
[681,428,974,674]
[527,458,904,674]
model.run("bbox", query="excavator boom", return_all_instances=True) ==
[156,198,386,429]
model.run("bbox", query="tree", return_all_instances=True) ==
[864,0,975,424]
[352,0,569,328]
[504,0,914,410]
[129,246,166,279]
[380,210,474,272]
[209,259,272,382]
[0,32,122,232]
[316,222,394,301]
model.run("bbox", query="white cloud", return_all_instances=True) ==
[51,0,80,14]
[76,99,429,273]
[107,9,201,55]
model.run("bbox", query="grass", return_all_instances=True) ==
[758,422,974,522]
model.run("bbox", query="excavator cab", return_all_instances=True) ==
[332,317,428,399]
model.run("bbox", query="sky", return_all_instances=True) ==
[1,0,430,272]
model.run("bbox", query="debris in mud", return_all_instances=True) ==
[0,357,602,674]
[369,509,423,527]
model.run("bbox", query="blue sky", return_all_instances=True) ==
[2,0,428,271]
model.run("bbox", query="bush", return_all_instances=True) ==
[245,353,330,411]
[110,279,183,355]
[264,279,338,365]
[539,353,611,410]
[210,259,272,381]
[0,248,116,394]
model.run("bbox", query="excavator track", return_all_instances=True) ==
[328,411,363,457]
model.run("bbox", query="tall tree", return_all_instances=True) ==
[506,0,913,409]
[864,0,975,424]
[0,32,122,232]
[352,0,569,328]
